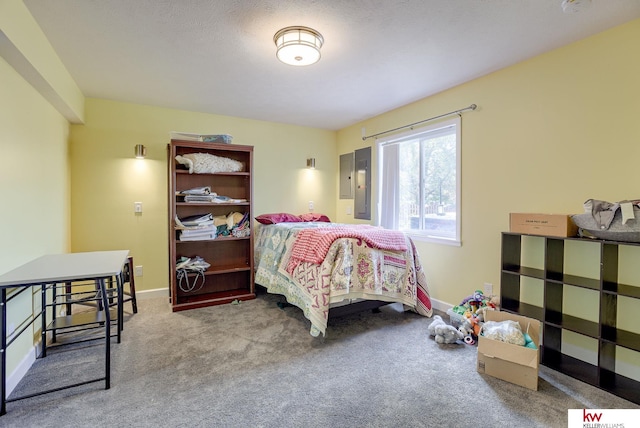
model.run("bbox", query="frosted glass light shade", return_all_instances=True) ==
[274,26,324,66]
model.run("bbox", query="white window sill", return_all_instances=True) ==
[405,232,461,247]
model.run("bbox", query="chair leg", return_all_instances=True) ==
[126,256,138,314]
[65,281,73,315]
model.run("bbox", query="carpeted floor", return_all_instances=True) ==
[3,290,638,427]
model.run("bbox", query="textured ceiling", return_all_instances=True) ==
[23,0,640,130]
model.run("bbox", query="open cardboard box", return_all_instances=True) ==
[477,310,541,391]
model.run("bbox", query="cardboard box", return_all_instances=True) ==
[509,213,578,237]
[477,310,541,391]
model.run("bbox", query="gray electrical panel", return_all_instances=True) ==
[339,152,354,199]
[354,147,371,220]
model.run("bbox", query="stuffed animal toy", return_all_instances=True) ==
[451,290,500,317]
[460,289,485,312]
[458,315,481,345]
[428,315,464,344]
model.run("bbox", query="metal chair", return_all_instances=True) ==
[118,256,138,314]
[44,256,138,353]
[62,256,137,317]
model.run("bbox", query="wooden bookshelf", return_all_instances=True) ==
[168,140,255,311]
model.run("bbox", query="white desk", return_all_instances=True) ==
[0,250,129,415]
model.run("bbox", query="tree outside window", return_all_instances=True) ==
[378,116,460,244]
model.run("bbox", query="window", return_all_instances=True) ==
[377,116,461,245]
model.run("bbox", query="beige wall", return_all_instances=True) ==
[69,99,337,293]
[337,19,640,307]
[0,55,70,375]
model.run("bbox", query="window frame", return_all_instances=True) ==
[376,116,461,246]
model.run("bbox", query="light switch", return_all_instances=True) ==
[134,202,143,213]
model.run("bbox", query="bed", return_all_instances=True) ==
[254,220,433,336]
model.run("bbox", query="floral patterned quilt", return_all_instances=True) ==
[254,222,433,336]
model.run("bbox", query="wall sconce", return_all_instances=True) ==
[306,158,316,169]
[134,144,147,159]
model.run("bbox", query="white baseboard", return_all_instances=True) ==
[7,345,36,397]
[136,287,169,300]
[429,297,454,314]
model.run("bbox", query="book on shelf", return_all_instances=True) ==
[177,196,247,204]
[211,196,247,203]
[175,213,213,228]
[179,233,216,241]
[178,223,217,241]
[179,226,216,237]
[177,186,214,195]
[183,195,220,203]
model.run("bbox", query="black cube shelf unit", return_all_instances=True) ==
[501,232,640,404]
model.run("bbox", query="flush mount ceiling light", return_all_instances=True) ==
[273,26,324,66]
[561,0,591,13]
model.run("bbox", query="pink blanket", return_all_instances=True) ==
[285,225,407,274]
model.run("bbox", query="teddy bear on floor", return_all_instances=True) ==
[428,315,464,344]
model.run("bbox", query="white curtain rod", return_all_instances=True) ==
[361,103,477,141]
